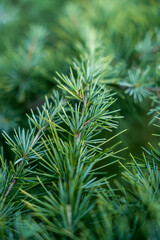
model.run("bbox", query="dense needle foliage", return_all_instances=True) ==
[1,0,160,239]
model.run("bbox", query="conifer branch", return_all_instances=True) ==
[1,0,160,238]
[3,127,45,199]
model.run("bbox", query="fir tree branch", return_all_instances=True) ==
[3,127,45,199]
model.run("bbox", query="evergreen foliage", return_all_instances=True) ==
[1,0,160,239]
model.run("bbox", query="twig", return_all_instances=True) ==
[109,83,160,98]
[3,127,44,199]
[146,87,160,97]
[76,94,88,144]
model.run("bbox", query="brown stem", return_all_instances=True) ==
[82,94,88,115]
[146,87,160,93]
[4,158,24,199]
[3,127,45,199]
[76,94,88,144]
[4,179,17,199]
[151,46,160,54]
[29,127,44,150]
[109,83,160,98]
